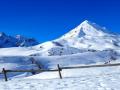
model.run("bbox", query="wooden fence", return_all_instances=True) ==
[1,63,120,81]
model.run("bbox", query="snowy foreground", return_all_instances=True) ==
[1,66,120,90]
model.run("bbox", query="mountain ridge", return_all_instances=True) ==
[0,32,39,48]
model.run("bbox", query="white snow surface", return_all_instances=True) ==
[1,66,120,90]
[0,20,120,89]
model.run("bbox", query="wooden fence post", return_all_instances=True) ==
[2,68,8,81]
[57,64,62,79]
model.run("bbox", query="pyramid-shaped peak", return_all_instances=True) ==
[80,20,107,36]
[79,20,95,27]
[59,20,108,39]
[81,20,89,24]
[76,20,96,30]
[76,20,108,33]
[79,20,107,31]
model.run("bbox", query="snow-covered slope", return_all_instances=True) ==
[1,65,120,90]
[0,20,120,57]
[0,20,120,90]
[0,32,39,48]
[30,20,120,57]
[0,20,120,80]
[55,20,120,50]
[17,20,117,57]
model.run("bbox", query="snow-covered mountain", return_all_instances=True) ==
[0,20,120,56]
[27,20,120,56]
[55,20,120,50]
[0,32,39,48]
[1,20,120,89]
[0,20,120,80]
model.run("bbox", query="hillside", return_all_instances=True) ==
[0,20,120,80]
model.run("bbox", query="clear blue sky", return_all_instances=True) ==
[0,0,120,43]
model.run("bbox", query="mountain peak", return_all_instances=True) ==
[60,20,107,39]
[78,20,96,28]
[81,20,89,24]
[80,20,94,26]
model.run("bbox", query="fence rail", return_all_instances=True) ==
[1,63,120,81]
[1,64,62,81]
[5,69,59,72]
[61,63,120,69]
